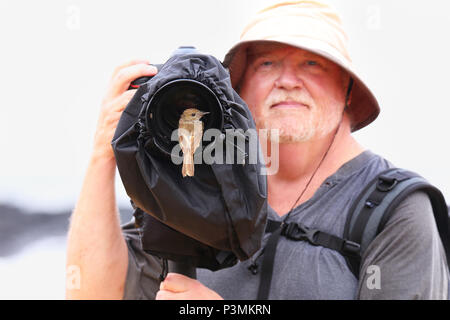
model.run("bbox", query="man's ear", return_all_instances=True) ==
[344,75,354,110]
[347,85,353,106]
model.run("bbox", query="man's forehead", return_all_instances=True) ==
[246,42,320,58]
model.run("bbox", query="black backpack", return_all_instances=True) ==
[257,168,450,299]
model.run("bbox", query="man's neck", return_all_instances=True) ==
[265,118,365,216]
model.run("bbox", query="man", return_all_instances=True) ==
[66,1,448,299]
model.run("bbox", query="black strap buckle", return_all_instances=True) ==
[342,240,361,256]
[377,175,398,192]
[281,223,320,246]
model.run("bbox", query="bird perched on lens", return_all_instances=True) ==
[178,108,209,177]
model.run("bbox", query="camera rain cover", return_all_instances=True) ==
[112,53,268,271]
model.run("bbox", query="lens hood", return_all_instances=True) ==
[145,79,223,157]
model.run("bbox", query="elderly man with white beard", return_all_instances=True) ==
[66,1,448,300]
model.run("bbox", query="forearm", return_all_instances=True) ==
[66,153,128,299]
[65,60,156,299]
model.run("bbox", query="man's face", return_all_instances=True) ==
[239,43,349,143]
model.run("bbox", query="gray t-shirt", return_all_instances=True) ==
[121,150,449,300]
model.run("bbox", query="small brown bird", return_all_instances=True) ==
[178,108,209,177]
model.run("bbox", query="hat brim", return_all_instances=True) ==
[223,38,380,132]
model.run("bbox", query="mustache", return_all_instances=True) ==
[265,91,312,108]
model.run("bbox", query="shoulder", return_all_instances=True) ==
[381,190,437,241]
[357,189,449,299]
[358,167,444,257]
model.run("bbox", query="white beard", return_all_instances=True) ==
[256,103,342,144]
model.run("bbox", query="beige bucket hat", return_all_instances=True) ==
[223,1,380,132]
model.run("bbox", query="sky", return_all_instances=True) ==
[0,0,449,212]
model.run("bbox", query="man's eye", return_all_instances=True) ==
[254,60,275,72]
[260,61,273,67]
[306,60,319,66]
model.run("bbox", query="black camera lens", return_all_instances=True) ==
[145,79,223,156]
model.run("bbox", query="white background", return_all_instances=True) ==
[0,0,449,299]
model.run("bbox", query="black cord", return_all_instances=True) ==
[282,77,353,223]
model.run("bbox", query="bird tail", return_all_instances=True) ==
[182,152,195,177]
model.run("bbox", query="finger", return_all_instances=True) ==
[111,59,151,79]
[107,64,157,99]
[155,289,168,300]
[155,289,190,300]
[103,89,137,113]
[156,288,221,301]
[114,89,137,112]
[160,273,196,293]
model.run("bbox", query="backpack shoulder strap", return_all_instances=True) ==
[344,168,450,279]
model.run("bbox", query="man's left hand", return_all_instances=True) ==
[156,273,223,300]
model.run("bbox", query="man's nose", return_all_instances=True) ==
[274,65,303,90]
